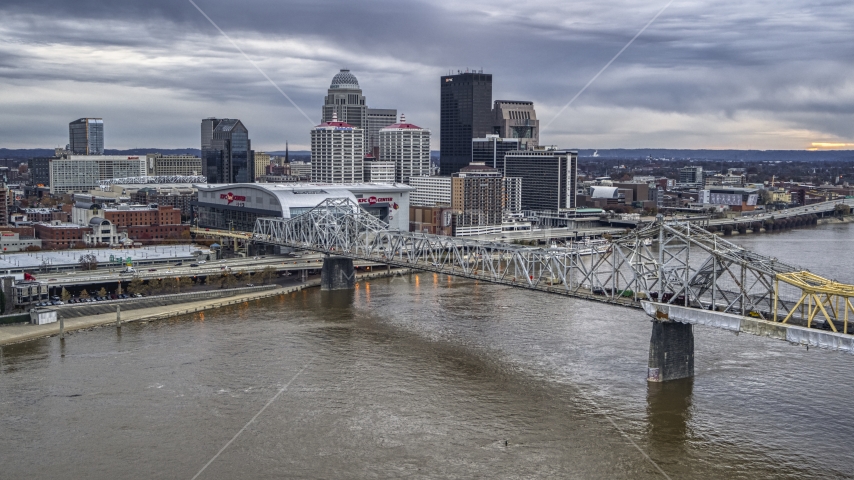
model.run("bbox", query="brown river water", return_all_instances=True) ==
[1,222,853,479]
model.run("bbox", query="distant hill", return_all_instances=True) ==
[4,147,851,163]
[575,149,854,162]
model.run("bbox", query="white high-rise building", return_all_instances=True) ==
[49,155,147,194]
[409,176,451,207]
[379,114,431,185]
[363,157,396,184]
[311,113,365,183]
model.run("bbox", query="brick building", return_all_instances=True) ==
[131,187,196,220]
[34,221,88,249]
[72,203,188,244]
[21,208,67,223]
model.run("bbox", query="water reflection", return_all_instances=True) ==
[319,289,356,311]
[646,377,693,457]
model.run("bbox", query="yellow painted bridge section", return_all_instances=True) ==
[775,271,854,334]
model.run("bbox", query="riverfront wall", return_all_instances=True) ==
[55,285,277,319]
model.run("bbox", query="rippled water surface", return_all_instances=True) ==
[1,222,853,479]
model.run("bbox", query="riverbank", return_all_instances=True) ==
[0,268,409,346]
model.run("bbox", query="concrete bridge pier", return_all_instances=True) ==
[321,256,355,291]
[647,320,694,382]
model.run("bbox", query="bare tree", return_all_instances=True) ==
[78,253,98,271]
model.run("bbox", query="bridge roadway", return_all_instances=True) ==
[38,254,385,288]
[252,197,854,382]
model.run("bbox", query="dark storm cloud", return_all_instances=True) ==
[0,0,852,149]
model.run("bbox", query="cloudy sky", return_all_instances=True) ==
[1,0,852,151]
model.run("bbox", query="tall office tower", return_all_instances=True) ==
[28,157,52,186]
[440,71,493,176]
[492,100,539,149]
[254,151,271,180]
[379,114,431,184]
[68,118,104,155]
[472,135,520,174]
[678,166,704,186]
[504,148,578,211]
[201,117,220,182]
[311,113,364,183]
[366,108,398,155]
[322,69,367,130]
[200,118,253,183]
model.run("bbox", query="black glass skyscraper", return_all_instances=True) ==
[439,72,492,176]
[69,118,104,155]
[201,118,253,183]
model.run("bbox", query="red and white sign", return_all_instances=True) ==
[220,192,247,204]
[358,196,393,205]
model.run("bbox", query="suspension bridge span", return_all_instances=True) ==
[252,198,854,382]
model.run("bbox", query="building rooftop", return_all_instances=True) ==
[380,114,426,131]
[0,244,210,271]
[329,69,359,90]
[35,222,87,229]
[317,112,355,129]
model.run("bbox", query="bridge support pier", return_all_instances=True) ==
[321,256,355,291]
[647,320,694,382]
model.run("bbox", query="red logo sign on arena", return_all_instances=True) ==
[358,196,393,205]
[220,192,247,204]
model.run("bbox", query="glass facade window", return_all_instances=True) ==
[69,118,104,155]
[440,73,492,176]
[201,118,253,183]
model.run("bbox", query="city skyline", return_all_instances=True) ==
[0,1,852,151]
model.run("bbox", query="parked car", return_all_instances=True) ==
[199,260,206,264]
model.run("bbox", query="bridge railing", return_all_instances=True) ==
[253,199,853,334]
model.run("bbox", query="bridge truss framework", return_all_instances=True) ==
[253,198,854,335]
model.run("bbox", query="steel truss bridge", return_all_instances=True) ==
[254,198,854,354]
